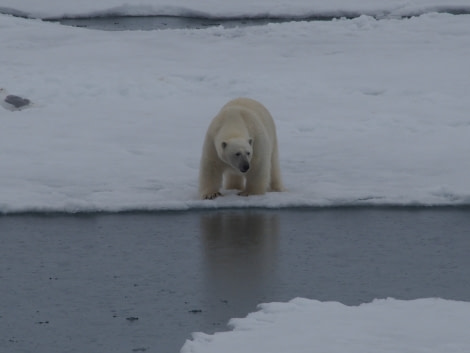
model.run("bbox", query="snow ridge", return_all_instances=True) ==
[1,1,470,20]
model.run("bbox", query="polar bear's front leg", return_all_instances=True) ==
[224,173,245,190]
[199,158,224,200]
[239,164,269,196]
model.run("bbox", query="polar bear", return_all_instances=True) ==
[199,98,284,200]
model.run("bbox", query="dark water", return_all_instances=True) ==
[1,208,470,353]
[51,16,296,31]
[45,9,470,31]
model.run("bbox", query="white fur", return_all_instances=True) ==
[199,98,284,199]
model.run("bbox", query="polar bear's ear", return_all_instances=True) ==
[248,138,253,146]
[222,142,227,149]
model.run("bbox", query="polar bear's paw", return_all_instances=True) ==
[202,192,222,200]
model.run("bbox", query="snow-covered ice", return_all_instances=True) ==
[2,9,470,212]
[182,297,470,353]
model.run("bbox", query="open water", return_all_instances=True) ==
[52,15,293,31]
[1,208,470,353]
[47,8,470,31]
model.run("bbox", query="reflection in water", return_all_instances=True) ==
[200,210,279,327]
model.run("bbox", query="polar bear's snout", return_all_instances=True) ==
[239,160,250,173]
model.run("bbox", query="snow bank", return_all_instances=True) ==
[1,12,470,213]
[0,0,469,19]
[181,297,470,353]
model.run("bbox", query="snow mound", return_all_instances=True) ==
[181,298,470,353]
[0,0,470,19]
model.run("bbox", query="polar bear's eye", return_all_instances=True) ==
[235,152,241,157]
[246,152,251,156]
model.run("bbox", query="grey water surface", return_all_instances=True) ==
[52,16,293,31]
[46,8,470,31]
[1,208,470,353]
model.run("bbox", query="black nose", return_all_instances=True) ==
[240,163,250,173]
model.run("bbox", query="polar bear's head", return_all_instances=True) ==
[218,138,253,173]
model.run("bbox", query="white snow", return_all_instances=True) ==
[182,297,470,353]
[2,9,470,213]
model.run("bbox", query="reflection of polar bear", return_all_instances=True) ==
[199,98,284,200]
